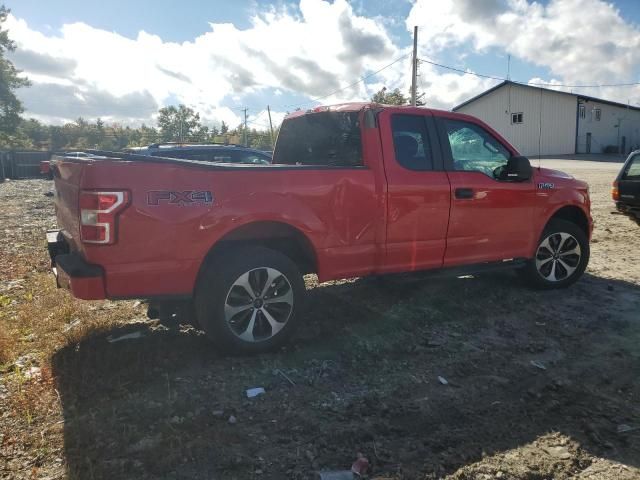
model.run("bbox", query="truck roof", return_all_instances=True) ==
[284,102,453,120]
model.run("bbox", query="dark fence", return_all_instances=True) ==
[0,150,53,180]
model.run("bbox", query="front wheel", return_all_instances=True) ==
[519,219,590,289]
[195,247,305,354]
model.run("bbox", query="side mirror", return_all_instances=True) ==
[499,155,532,181]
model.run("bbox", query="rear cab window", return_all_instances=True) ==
[273,111,362,167]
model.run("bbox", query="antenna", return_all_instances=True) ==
[507,54,511,81]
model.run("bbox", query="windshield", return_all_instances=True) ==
[273,111,362,166]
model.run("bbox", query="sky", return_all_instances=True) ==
[5,0,640,129]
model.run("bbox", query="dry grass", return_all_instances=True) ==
[0,273,138,367]
[2,172,640,479]
[0,328,10,365]
[0,256,143,479]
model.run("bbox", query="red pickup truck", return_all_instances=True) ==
[48,103,592,353]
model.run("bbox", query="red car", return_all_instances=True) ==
[47,103,592,353]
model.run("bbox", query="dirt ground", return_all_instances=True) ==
[0,159,639,480]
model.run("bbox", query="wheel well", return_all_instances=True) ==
[548,206,589,235]
[202,221,317,275]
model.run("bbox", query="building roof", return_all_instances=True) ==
[452,80,640,112]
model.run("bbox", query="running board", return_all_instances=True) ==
[429,258,528,278]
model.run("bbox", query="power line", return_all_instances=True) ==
[418,57,640,89]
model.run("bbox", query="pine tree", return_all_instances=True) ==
[0,5,31,146]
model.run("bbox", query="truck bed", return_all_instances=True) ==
[51,150,380,299]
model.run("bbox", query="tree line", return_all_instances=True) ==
[9,109,277,151]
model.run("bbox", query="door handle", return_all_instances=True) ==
[455,188,474,199]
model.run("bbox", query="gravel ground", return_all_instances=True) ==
[0,161,639,480]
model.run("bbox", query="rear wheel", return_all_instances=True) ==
[195,247,305,353]
[519,219,589,289]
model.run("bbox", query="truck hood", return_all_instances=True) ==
[534,167,588,190]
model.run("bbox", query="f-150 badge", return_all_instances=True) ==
[147,190,213,205]
[537,182,554,190]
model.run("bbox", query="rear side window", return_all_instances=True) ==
[273,112,362,166]
[624,154,640,179]
[391,114,433,170]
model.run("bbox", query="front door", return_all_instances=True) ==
[378,109,451,273]
[435,115,535,267]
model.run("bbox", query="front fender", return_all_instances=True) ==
[531,188,592,256]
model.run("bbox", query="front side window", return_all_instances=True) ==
[273,112,362,166]
[444,119,511,178]
[511,112,523,124]
[624,154,640,179]
[391,114,433,170]
[579,104,586,118]
[594,108,601,121]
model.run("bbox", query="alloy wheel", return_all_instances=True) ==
[224,267,294,342]
[535,232,582,282]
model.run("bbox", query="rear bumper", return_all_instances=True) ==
[47,230,107,300]
[615,202,640,220]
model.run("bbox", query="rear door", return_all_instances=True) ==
[619,153,640,207]
[378,108,451,272]
[435,114,535,267]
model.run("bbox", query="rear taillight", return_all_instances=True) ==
[79,191,129,244]
[612,181,620,201]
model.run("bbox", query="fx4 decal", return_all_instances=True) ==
[537,182,555,190]
[147,190,213,206]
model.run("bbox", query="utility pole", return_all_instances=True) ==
[410,26,418,107]
[242,108,248,147]
[267,105,275,149]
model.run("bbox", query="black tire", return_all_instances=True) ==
[519,219,590,289]
[195,246,305,354]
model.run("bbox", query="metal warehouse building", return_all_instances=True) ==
[453,80,640,156]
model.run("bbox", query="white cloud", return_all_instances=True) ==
[5,0,399,126]
[7,0,640,127]
[407,0,640,104]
